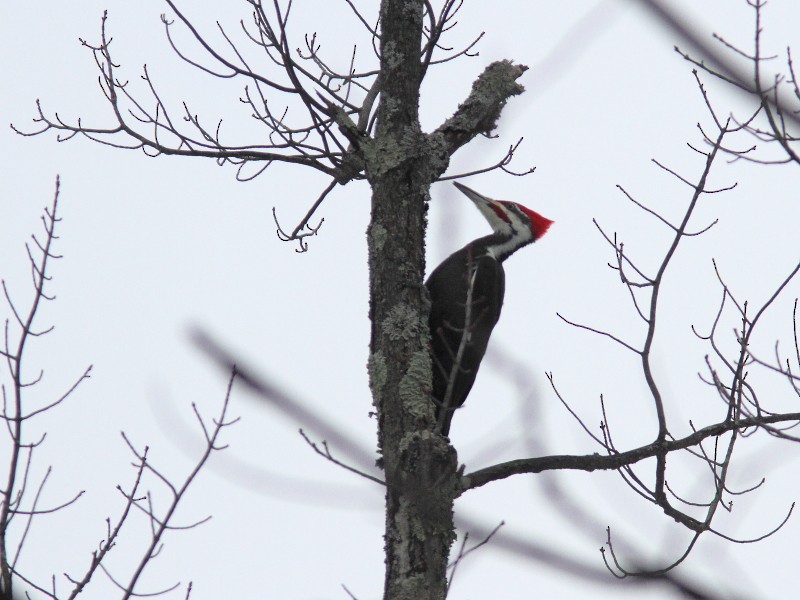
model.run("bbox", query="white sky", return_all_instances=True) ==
[2,1,800,598]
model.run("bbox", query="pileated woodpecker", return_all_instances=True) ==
[426,182,553,436]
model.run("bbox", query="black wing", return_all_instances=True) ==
[426,246,504,435]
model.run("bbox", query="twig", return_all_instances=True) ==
[446,521,504,594]
[299,429,384,486]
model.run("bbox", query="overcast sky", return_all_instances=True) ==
[2,1,800,599]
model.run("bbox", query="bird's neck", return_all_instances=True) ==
[471,232,532,263]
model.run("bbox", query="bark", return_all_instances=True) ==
[367,2,457,598]
[365,3,528,598]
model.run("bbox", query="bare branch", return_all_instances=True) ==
[556,313,641,354]
[272,178,334,252]
[0,178,64,598]
[119,369,237,599]
[64,453,148,600]
[431,60,527,163]
[446,521,504,594]
[12,10,366,186]
[191,328,379,477]
[461,411,800,492]
[299,429,384,486]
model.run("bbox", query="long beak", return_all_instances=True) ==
[453,181,509,230]
[453,182,501,216]
[453,181,492,206]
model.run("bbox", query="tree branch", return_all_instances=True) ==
[461,411,800,494]
[431,60,527,160]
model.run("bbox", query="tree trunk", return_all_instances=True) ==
[367,1,458,598]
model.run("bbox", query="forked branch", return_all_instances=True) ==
[476,104,800,575]
[0,178,92,600]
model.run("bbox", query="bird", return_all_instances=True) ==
[425,182,553,436]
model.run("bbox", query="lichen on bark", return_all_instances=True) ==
[398,349,433,421]
[368,352,388,404]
